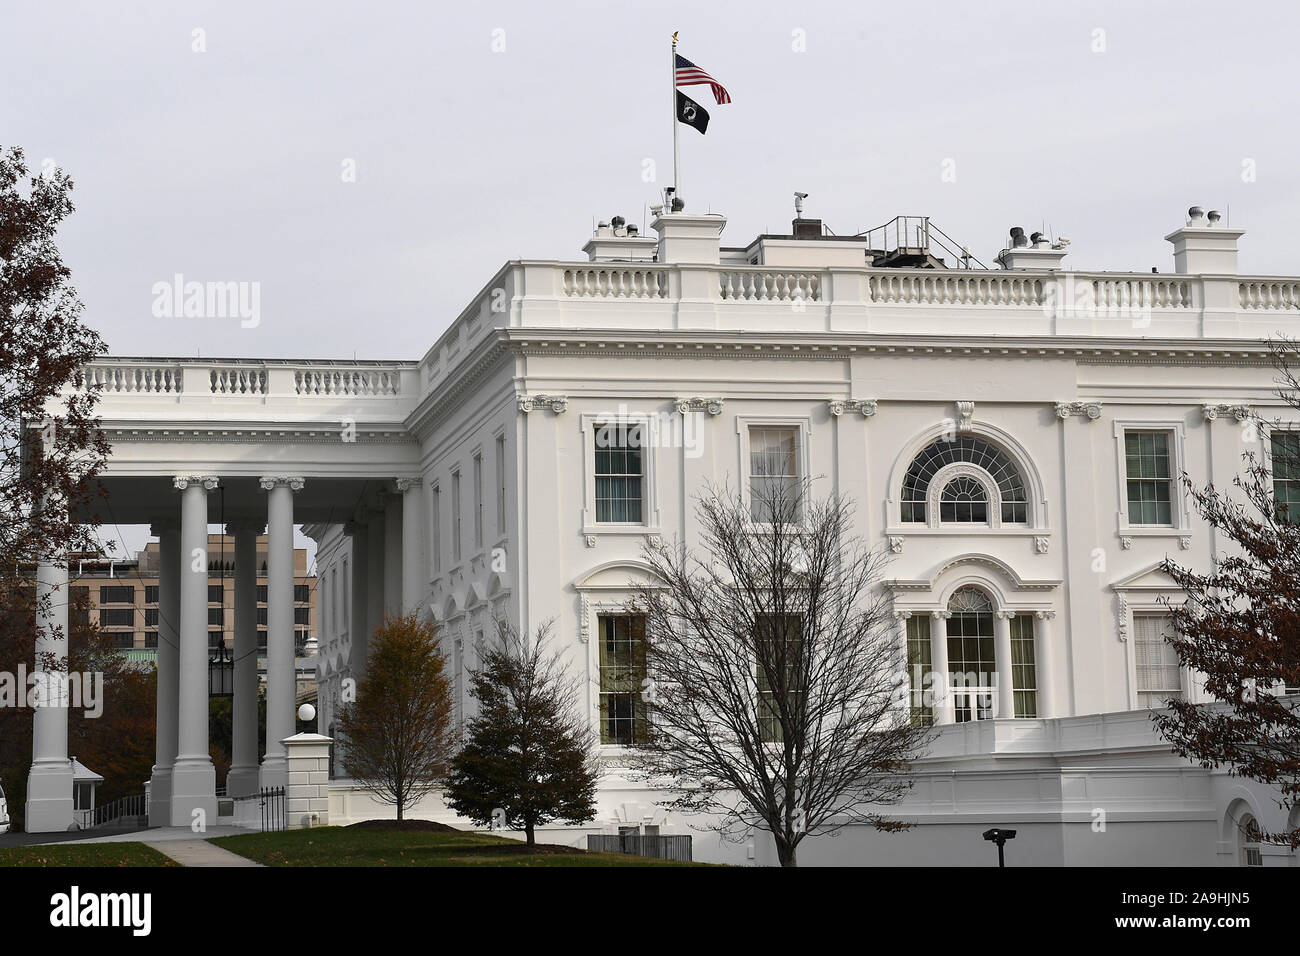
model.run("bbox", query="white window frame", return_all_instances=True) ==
[494,430,508,540]
[735,416,811,527]
[1113,420,1190,538]
[1127,608,1187,710]
[472,447,484,551]
[450,467,463,563]
[580,412,661,537]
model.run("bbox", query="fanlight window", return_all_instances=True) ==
[939,476,988,523]
[901,437,1028,524]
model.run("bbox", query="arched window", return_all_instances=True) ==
[902,436,1028,524]
[1240,814,1263,867]
[946,587,995,721]
[940,476,988,523]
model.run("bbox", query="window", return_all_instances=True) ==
[145,585,159,604]
[1010,614,1037,718]
[144,632,158,648]
[100,608,134,627]
[902,437,1027,524]
[939,476,989,523]
[496,435,507,535]
[257,607,268,626]
[431,485,442,572]
[112,632,135,649]
[595,423,644,523]
[145,608,159,627]
[749,425,799,523]
[906,615,933,727]
[99,585,135,604]
[452,470,462,560]
[208,630,224,649]
[598,614,648,745]
[1272,431,1300,522]
[294,584,310,603]
[473,452,484,549]
[1134,613,1182,707]
[257,584,268,603]
[946,587,995,722]
[756,613,803,742]
[207,607,224,627]
[1240,814,1263,867]
[257,630,268,651]
[341,557,349,621]
[1125,431,1174,525]
[207,584,223,604]
[294,607,310,626]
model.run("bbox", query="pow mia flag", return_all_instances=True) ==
[676,90,710,135]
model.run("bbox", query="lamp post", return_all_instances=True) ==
[982,827,1016,867]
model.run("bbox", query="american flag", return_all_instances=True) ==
[675,54,731,105]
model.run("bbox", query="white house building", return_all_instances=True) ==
[27,199,1300,865]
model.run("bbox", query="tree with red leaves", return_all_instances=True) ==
[1,145,109,574]
[1157,339,1300,848]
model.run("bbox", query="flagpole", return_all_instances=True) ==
[671,32,680,200]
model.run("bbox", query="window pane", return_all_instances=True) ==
[599,614,648,745]
[594,425,644,524]
[901,436,1028,524]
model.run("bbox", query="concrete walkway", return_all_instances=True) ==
[143,839,263,868]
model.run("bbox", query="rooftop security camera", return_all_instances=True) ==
[793,192,809,216]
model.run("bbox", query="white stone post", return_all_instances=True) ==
[170,476,218,827]
[1035,610,1057,719]
[25,550,74,832]
[148,518,180,826]
[398,477,426,614]
[260,477,303,790]
[283,732,333,828]
[994,610,1016,719]
[930,611,953,725]
[227,519,263,797]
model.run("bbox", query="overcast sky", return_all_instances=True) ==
[6,0,1298,562]
[5,0,1299,365]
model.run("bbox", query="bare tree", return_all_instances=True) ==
[1156,338,1300,847]
[337,614,456,822]
[628,480,930,867]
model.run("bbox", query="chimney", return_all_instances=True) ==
[1164,205,1244,274]
[995,226,1069,270]
[582,214,658,262]
[652,206,727,264]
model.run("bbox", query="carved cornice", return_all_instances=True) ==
[1202,403,1251,422]
[517,393,568,414]
[828,399,877,418]
[259,476,305,493]
[675,397,724,416]
[1055,401,1103,421]
[956,401,975,432]
[173,475,218,491]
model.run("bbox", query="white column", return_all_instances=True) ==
[259,477,302,790]
[383,488,402,615]
[227,519,262,797]
[148,519,180,826]
[994,610,1016,719]
[930,611,953,725]
[170,475,218,827]
[367,507,386,641]
[344,517,370,684]
[1035,610,1057,719]
[25,549,74,832]
[398,477,426,614]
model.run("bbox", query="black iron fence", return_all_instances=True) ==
[232,786,286,832]
[588,834,693,862]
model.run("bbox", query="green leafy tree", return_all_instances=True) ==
[336,614,455,822]
[444,622,598,846]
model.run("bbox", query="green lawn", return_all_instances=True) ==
[0,842,179,867]
[210,826,708,867]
